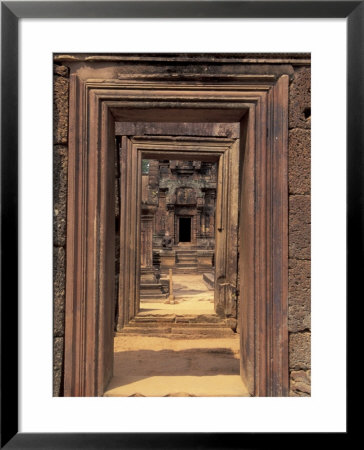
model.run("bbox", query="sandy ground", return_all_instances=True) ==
[104,274,248,397]
[104,334,248,397]
[139,274,215,316]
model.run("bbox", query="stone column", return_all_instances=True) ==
[166,204,175,244]
[140,205,157,283]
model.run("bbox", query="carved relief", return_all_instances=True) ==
[175,187,197,205]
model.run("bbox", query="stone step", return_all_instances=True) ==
[172,270,199,274]
[131,315,176,322]
[175,268,198,271]
[140,284,168,290]
[171,327,235,337]
[140,287,166,291]
[203,272,215,290]
[127,321,227,328]
[140,290,168,295]
[175,263,197,268]
[139,294,169,300]
[119,326,172,335]
[140,282,169,300]
[140,289,167,294]
[169,269,205,274]
[133,314,225,324]
[118,326,236,339]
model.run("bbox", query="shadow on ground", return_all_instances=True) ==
[108,347,240,389]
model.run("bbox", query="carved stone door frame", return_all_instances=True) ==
[116,136,239,332]
[64,72,289,397]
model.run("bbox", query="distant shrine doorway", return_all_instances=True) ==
[178,217,191,243]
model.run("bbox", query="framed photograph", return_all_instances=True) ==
[1,1,355,447]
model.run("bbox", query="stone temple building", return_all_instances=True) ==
[140,159,216,298]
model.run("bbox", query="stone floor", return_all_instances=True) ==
[104,274,248,397]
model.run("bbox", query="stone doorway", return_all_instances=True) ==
[114,134,240,334]
[63,59,289,397]
[136,150,218,304]
[108,137,246,396]
[178,217,191,243]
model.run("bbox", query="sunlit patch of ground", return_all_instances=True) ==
[139,274,214,316]
[104,275,248,397]
[104,334,248,397]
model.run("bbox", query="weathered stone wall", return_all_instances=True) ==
[53,64,69,396]
[53,55,311,397]
[288,66,311,396]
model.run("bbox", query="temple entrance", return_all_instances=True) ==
[63,66,289,397]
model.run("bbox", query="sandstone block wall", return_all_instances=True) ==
[53,56,311,397]
[288,66,311,396]
[53,63,69,396]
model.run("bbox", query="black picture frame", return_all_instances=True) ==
[1,1,356,448]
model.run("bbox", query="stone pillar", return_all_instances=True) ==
[192,214,197,244]
[140,205,157,283]
[201,212,205,234]
[141,214,153,268]
[204,188,216,244]
[166,205,175,244]
[156,189,167,236]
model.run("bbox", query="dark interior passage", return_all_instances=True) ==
[179,217,191,242]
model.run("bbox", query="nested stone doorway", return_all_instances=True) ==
[114,131,240,331]
[137,154,217,303]
[108,124,243,396]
